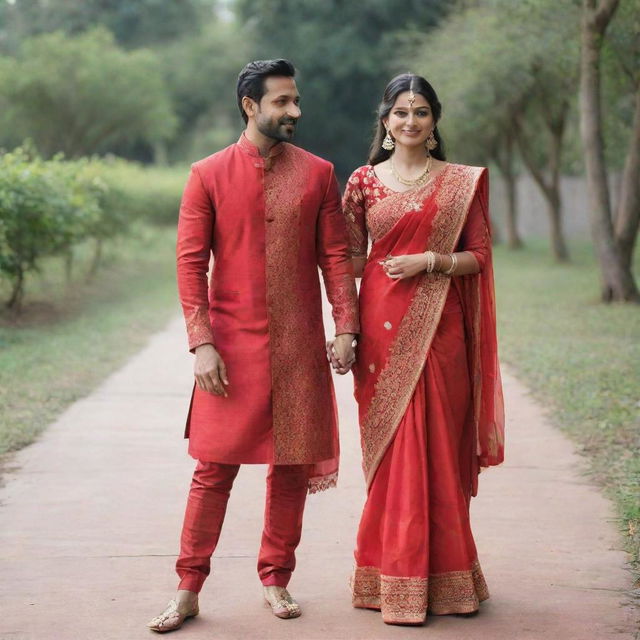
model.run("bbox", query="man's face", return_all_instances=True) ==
[254,76,301,142]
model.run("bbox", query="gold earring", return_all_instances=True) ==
[426,131,437,151]
[382,129,395,151]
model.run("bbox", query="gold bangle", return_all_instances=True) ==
[444,253,457,275]
[423,250,436,273]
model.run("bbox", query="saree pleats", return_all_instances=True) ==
[351,288,489,624]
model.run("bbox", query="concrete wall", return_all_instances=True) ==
[489,172,621,241]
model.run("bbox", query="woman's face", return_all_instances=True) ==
[383,91,434,149]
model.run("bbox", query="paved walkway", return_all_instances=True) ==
[0,313,637,640]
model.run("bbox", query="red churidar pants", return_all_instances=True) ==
[176,461,311,592]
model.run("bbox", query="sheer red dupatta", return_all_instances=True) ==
[350,165,504,494]
[456,172,504,495]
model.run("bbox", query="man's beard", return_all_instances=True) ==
[256,114,297,142]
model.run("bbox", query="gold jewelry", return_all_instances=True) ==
[408,89,416,107]
[390,154,432,186]
[382,129,395,151]
[426,130,437,151]
[423,250,436,273]
[444,252,457,275]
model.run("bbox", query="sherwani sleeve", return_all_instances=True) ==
[176,164,215,352]
[342,169,368,257]
[458,187,490,271]
[316,165,360,336]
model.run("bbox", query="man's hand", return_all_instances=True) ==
[194,343,229,397]
[326,333,356,375]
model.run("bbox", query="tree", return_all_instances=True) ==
[606,0,640,277]
[579,0,639,301]
[413,0,581,260]
[0,28,176,158]
[503,0,580,262]
[0,147,101,309]
[0,0,212,53]
[411,7,526,249]
[160,19,250,161]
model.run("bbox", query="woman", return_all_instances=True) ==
[338,73,504,625]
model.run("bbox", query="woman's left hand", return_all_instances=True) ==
[380,253,430,279]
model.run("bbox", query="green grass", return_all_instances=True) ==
[494,239,640,576]
[0,225,179,455]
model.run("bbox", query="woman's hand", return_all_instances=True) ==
[380,253,433,280]
[326,334,356,375]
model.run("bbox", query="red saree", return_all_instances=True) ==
[343,163,504,624]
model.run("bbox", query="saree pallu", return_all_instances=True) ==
[348,164,504,624]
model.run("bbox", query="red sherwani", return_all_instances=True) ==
[177,134,359,474]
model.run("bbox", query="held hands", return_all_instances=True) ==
[326,333,357,375]
[194,343,229,397]
[380,253,438,280]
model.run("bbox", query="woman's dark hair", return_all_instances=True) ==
[236,59,296,124]
[368,73,446,165]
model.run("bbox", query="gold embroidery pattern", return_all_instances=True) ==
[351,561,488,622]
[381,575,429,624]
[326,276,359,336]
[264,146,335,465]
[343,170,368,257]
[361,165,484,486]
[350,565,381,609]
[185,305,214,351]
[365,165,446,243]
[307,470,338,494]
[429,561,489,615]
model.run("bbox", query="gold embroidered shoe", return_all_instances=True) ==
[147,598,199,633]
[263,586,302,619]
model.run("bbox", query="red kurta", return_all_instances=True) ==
[176,135,359,482]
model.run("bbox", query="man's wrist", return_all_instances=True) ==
[194,342,215,353]
[335,333,357,348]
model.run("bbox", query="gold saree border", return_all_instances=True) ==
[351,560,489,623]
[361,164,485,487]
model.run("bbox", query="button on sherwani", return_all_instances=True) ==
[176,134,359,487]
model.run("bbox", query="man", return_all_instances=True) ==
[147,59,359,633]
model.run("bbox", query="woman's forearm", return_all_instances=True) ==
[436,251,479,276]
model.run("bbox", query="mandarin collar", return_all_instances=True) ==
[237,132,285,159]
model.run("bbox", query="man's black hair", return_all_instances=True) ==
[236,59,296,123]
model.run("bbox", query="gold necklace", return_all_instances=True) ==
[390,154,433,186]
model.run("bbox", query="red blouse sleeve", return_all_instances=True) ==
[342,168,368,258]
[457,187,491,271]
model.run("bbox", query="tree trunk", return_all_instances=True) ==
[492,136,523,249]
[579,0,639,302]
[614,84,640,271]
[547,190,569,263]
[64,250,74,284]
[87,237,103,281]
[153,141,169,166]
[514,114,570,262]
[7,268,24,310]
